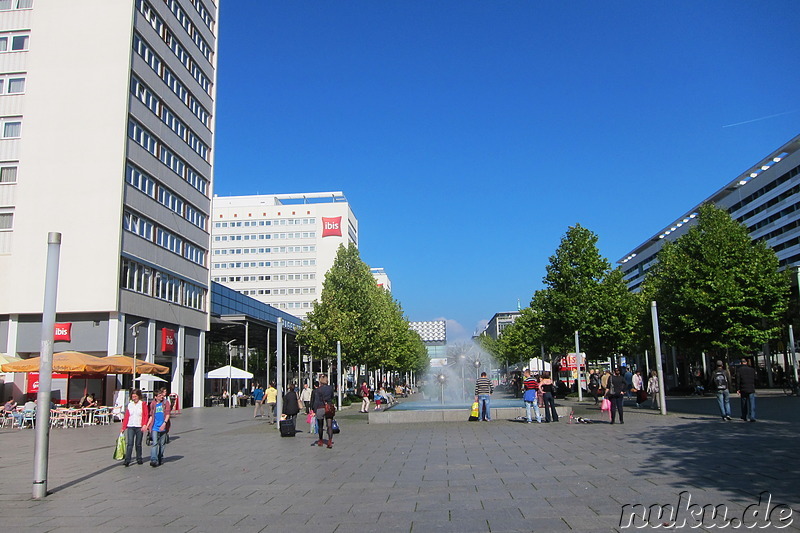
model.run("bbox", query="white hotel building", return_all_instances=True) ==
[0,0,218,407]
[211,192,359,319]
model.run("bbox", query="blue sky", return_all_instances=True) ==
[213,1,800,341]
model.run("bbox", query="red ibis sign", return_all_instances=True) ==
[161,328,175,354]
[322,216,342,238]
[54,322,72,342]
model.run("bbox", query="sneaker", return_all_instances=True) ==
[123,463,130,467]
[749,419,757,423]
[327,441,333,449]
[150,461,158,467]
[317,439,324,446]
[725,416,732,421]
[137,460,143,465]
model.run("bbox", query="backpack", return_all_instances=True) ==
[713,371,728,391]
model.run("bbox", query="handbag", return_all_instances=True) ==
[600,398,611,411]
[113,433,126,461]
[331,419,340,434]
[324,402,336,419]
[305,411,314,424]
[146,431,152,446]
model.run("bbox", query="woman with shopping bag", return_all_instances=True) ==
[120,388,149,466]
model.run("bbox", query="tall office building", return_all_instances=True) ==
[210,192,359,319]
[0,0,218,407]
[618,135,800,291]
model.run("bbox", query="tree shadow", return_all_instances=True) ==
[48,463,120,494]
[638,419,800,510]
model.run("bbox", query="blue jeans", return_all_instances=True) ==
[524,401,541,422]
[715,390,731,418]
[150,430,167,464]
[124,427,143,464]
[478,394,491,421]
[740,392,756,421]
[543,392,558,422]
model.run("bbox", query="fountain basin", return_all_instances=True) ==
[368,399,571,424]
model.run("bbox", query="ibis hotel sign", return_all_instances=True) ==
[54,322,72,342]
[322,216,342,238]
[161,328,176,354]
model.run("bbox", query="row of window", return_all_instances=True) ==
[736,179,800,226]
[121,257,206,310]
[131,76,209,161]
[0,74,25,95]
[132,33,211,129]
[729,164,800,214]
[0,32,29,53]
[128,119,208,195]
[213,232,317,241]
[185,0,214,31]
[123,209,207,266]
[0,211,11,230]
[162,0,213,63]
[214,218,316,228]
[212,259,317,269]
[0,0,32,11]
[136,0,213,95]
[213,273,316,282]
[128,164,206,230]
[236,288,316,297]
[212,245,316,255]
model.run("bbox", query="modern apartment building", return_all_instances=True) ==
[0,0,218,407]
[618,134,800,291]
[482,311,521,340]
[210,192,359,319]
[371,267,392,292]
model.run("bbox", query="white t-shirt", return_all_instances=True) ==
[127,400,144,427]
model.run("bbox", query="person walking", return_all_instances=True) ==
[265,381,278,424]
[623,367,634,400]
[359,381,370,413]
[252,383,265,418]
[282,383,303,422]
[121,388,148,467]
[300,383,312,414]
[647,370,660,410]
[736,358,757,422]
[311,374,335,448]
[709,360,732,421]
[588,369,600,405]
[522,370,541,423]
[474,372,493,421]
[539,371,559,422]
[607,367,627,424]
[632,370,645,408]
[145,388,171,467]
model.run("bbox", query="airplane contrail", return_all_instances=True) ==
[722,109,798,128]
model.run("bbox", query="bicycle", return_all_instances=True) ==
[782,376,799,396]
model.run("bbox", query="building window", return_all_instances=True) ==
[0,211,12,230]
[184,242,205,266]
[0,33,30,52]
[0,1,34,11]
[0,163,17,183]
[128,119,157,155]
[0,75,25,95]
[125,164,156,197]
[123,211,154,240]
[157,186,184,215]
[0,117,21,138]
[156,227,183,255]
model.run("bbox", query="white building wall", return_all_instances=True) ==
[211,193,359,318]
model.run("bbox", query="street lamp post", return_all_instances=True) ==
[129,320,145,387]
[438,373,446,405]
[225,340,236,408]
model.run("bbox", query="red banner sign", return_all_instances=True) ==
[322,216,342,238]
[54,322,72,342]
[161,328,176,354]
[27,372,69,394]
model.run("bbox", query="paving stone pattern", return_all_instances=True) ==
[1,393,798,532]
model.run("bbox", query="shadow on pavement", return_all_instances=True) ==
[638,419,800,507]
[49,463,120,494]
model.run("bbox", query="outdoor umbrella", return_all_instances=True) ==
[134,375,167,383]
[0,353,21,366]
[104,355,169,375]
[206,365,253,379]
[0,351,128,373]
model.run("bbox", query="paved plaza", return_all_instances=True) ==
[1,392,799,532]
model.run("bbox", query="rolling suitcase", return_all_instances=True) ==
[279,417,296,437]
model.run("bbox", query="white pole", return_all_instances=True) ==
[650,302,667,415]
[575,331,583,402]
[33,232,61,499]
[336,341,342,410]
[789,325,799,384]
[276,318,283,425]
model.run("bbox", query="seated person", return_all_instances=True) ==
[80,393,97,408]
[4,397,22,426]
[395,385,404,397]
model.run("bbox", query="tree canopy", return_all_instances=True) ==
[643,204,790,355]
[297,244,428,374]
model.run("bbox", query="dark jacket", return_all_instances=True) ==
[282,391,300,416]
[607,375,627,397]
[736,364,756,394]
[311,384,333,410]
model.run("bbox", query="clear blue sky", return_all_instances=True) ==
[213,1,800,341]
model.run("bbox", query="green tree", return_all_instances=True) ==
[532,224,638,362]
[644,204,790,355]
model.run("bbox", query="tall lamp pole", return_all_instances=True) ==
[129,321,145,387]
[225,340,236,409]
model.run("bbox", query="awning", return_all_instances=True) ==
[206,365,253,379]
